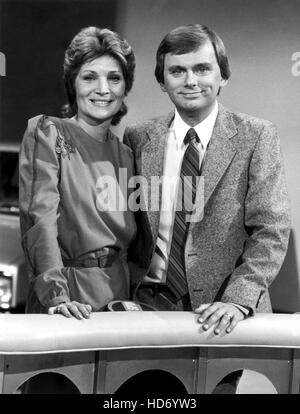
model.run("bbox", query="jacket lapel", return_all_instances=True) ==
[139,106,237,239]
[201,104,238,207]
[141,112,174,243]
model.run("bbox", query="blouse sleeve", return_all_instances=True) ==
[19,115,70,308]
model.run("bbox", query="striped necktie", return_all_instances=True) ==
[166,128,201,300]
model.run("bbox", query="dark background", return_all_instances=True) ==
[0,0,118,142]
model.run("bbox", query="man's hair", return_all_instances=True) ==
[62,26,135,125]
[154,24,231,84]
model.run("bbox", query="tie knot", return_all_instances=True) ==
[184,128,200,145]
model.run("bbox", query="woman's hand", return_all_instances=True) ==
[48,301,92,320]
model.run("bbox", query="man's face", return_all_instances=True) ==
[160,41,228,124]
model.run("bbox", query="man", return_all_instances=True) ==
[124,24,290,337]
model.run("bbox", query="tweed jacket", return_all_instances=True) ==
[123,104,291,314]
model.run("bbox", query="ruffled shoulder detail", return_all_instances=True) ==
[31,115,76,160]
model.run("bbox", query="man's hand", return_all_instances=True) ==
[48,301,92,320]
[194,302,245,335]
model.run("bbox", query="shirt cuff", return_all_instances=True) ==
[47,296,69,308]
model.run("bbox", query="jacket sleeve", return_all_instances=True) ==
[19,115,70,308]
[123,127,133,149]
[221,122,291,313]
[122,126,154,275]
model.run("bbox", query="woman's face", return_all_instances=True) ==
[75,55,126,125]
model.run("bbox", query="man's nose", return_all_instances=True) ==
[184,70,197,87]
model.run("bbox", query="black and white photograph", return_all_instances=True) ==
[0,0,299,399]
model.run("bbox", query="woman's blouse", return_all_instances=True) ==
[19,115,136,310]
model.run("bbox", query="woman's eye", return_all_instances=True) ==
[109,75,122,82]
[83,75,95,81]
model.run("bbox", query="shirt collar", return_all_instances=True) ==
[172,101,219,150]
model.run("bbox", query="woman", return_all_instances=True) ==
[19,26,137,319]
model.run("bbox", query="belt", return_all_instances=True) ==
[63,251,120,269]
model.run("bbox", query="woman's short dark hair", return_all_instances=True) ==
[155,24,231,85]
[63,26,135,125]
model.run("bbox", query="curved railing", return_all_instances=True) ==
[1,312,300,354]
[1,312,300,394]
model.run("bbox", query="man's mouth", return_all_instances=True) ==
[180,90,204,98]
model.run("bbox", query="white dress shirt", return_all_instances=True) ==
[146,102,218,283]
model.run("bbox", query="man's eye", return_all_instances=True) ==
[170,69,184,76]
[196,67,210,74]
